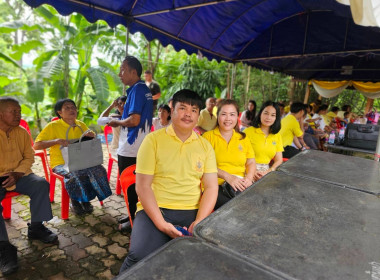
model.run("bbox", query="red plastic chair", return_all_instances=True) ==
[45,149,104,220]
[104,125,121,195]
[19,119,49,182]
[119,164,136,228]
[1,191,21,220]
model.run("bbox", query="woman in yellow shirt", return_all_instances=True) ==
[203,99,256,209]
[34,99,112,216]
[245,101,283,181]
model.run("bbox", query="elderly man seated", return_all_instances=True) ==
[0,97,58,275]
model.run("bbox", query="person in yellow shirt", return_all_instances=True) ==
[279,102,308,158]
[119,89,218,273]
[203,99,256,210]
[34,99,112,216]
[325,106,339,125]
[245,101,283,181]
[0,97,58,276]
[195,97,217,134]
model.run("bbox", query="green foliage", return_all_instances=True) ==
[0,51,24,72]
[0,1,376,132]
[26,76,44,103]
[87,67,109,102]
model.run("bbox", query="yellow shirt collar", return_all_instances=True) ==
[166,124,199,143]
[213,126,241,140]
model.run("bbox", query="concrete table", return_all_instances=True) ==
[194,172,380,280]
[278,150,380,196]
[116,238,286,280]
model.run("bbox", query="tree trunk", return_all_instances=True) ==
[147,41,153,71]
[152,42,161,76]
[226,64,231,98]
[34,102,42,132]
[304,83,310,104]
[63,47,70,98]
[287,79,296,101]
[364,98,374,115]
[244,65,251,106]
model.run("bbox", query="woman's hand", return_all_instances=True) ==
[242,176,253,188]
[55,139,69,147]
[226,174,247,192]
[254,170,271,180]
[84,131,95,138]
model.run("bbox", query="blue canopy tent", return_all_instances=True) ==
[22,0,380,82]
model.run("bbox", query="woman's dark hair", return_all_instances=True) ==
[118,96,127,103]
[54,99,76,119]
[245,100,257,125]
[252,101,281,134]
[216,99,245,139]
[158,104,171,121]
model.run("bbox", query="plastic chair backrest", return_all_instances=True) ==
[120,164,137,227]
[20,119,33,145]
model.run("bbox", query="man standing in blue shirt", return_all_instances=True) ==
[108,56,153,231]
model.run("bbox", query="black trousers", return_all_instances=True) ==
[119,208,197,273]
[0,174,53,241]
[118,155,137,220]
[282,145,301,159]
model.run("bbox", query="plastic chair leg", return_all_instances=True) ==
[61,179,69,220]
[35,152,49,181]
[115,170,121,195]
[49,175,56,203]
[2,197,12,220]
[107,158,113,181]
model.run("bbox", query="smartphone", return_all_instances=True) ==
[0,176,9,185]
[175,226,192,236]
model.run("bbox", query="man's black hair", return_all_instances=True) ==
[290,102,306,114]
[54,99,76,119]
[342,104,351,111]
[331,106,339,113]
[122,56,143,77]
[278,103,285,108]
[316,104,328,114]
[172,89,203,111]
[252,100,281,134]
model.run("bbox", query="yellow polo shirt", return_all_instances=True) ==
[202,127,254,185]
[244,126,283,164]
[325,111,337,125]
[280,114,303,147]
[35,119,89,169]
[136,124,217,212]
[197,108,217,132]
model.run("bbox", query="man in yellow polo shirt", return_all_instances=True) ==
[195,97,217,134]
[280,102,307,158]
[119,89,218,273]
